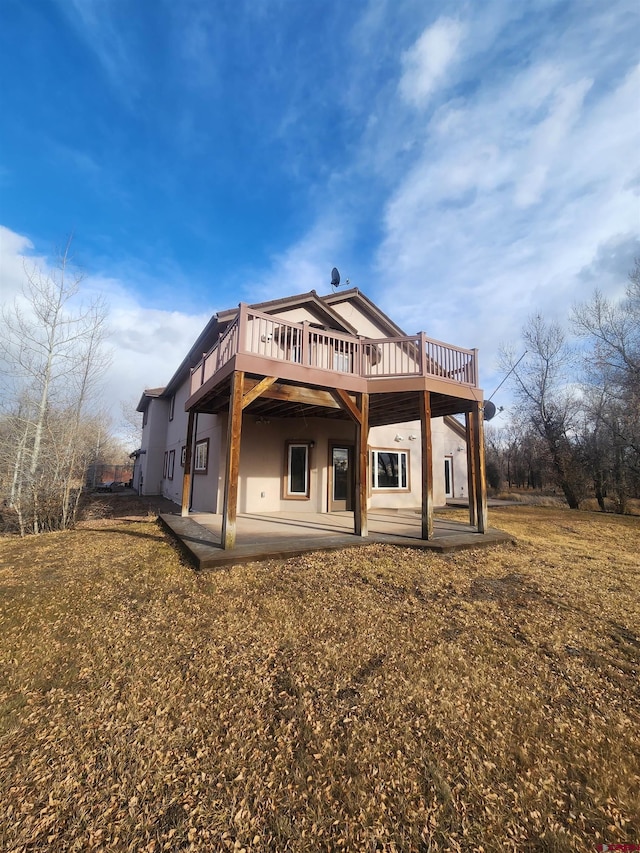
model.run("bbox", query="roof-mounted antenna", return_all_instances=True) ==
[330,267,350,291]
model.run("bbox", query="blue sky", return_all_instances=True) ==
[1,0,639,433]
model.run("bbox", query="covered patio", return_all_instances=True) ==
[160,507,513,569]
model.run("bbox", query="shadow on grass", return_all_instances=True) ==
[80,521,168,543]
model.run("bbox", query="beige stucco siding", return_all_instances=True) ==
[324,301,394,339]
[190,414,222,512]
[139,398,168,495]
[272,306,331,325]
[203,414,464,513]
[217,415,355,513]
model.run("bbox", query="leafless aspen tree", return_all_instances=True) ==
[0,238,110,534]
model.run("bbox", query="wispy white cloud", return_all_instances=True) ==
[369,8,640,401]
[0,226,210,438]
[399,17,466,107]
[54,0,143,101]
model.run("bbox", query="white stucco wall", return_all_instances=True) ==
[139,398,169,495]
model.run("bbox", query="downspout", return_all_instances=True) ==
[189,412,198,511]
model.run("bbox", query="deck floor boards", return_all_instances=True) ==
[159,508,514,569]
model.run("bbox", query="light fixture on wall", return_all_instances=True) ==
[394,434,404,442]
[408,434,417,441]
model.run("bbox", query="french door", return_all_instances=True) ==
[329,443,354,511]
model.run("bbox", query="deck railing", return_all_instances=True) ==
[190,304,478,396]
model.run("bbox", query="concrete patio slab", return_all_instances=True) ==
[158,508,515,569]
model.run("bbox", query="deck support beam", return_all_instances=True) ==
[330,389,369,537]
[221,370,244,549]
[465,411,478,528]
[181,409,196,517]
[241,375,278,409]
[471,401,488,533]
[419,390,434,540]
[354,392,369,537]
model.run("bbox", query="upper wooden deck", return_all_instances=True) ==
[186,303,481,419]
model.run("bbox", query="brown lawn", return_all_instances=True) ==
[0,500,638,852]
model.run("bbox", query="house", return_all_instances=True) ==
[133,288,487,548]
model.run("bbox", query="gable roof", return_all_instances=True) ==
[322,288,407,337]
[145,287,406,403]
[217,289,359,335]
[136,387,165,412]
[444,415,467,441]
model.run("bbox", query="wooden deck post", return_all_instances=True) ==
[419,390,434,539]
[221,370,244,550]
[237,303,248,354]
[354,392,369,537]
[419,332,427,377]
[181,409,196,517]
[472,401,488,533]
[465,411,477,528]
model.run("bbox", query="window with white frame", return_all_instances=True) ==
[168,449,175,480]
[371,449,408,490]
[285,442,310,498]
[194,438,209,474]
[169,395,175,421]
[333,348,351,372]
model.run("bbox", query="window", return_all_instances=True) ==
[444,456,453,498]
[284,441,310,499]
[194,438,209,474]
[371,449,408,490]
[180,446,186,467]
[142,408,148,427]
[169,395,175,421]
[168,449,175,480]
[163,451,168,478]
[333,348,351,372]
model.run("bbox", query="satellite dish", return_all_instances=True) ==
[331,267,341,289]
[483,401,497,421]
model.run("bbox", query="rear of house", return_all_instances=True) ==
[133,288,487,544]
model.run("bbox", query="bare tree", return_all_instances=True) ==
[572,261,640,512]
[0,238,110,534]
[119,397,144,450]
[501,314,586,509]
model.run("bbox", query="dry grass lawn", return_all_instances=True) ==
[0,499,638,852]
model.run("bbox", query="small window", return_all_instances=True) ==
[163,451,168,478]
[284,441,310,499]
[371,449,408,490]
[333,348,351,372]
[194,438,209,474]
[169,395,175,421]
[444,456,453,498]
[180,446,186,467]
[168,449,175,480]
[142,408,148,427]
